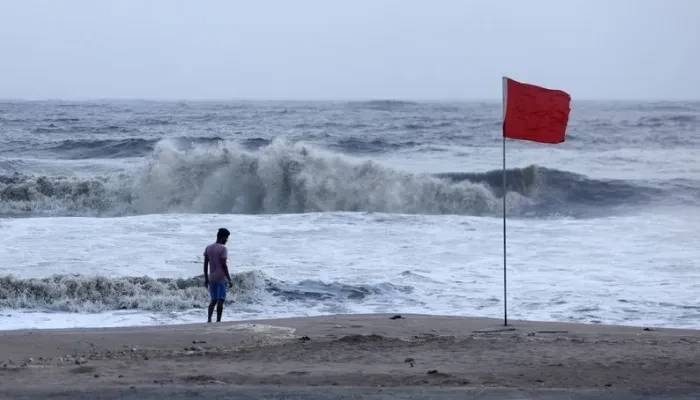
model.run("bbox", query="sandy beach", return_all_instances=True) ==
[1,314,698,399]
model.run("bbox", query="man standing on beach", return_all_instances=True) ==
[203,228,233,323]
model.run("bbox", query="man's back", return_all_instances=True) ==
[204,243,228,283]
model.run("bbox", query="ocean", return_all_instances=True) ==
[1,100,698,330]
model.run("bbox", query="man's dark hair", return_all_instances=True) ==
[217,228,230,241]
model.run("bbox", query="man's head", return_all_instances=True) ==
[216,228,230,244]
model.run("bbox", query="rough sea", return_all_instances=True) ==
[1,100,698,330]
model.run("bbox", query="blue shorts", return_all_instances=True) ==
[209,282,228,300]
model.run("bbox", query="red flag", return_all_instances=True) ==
[502,77,571,144]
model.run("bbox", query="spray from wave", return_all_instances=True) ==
[131,139,501,215]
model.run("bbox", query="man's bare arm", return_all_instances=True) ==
[222,257,232,288]
[203,254,210,287]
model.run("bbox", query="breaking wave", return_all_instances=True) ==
[0,140,682,218]
[0,272,413,313]
[438,166,665,210]
[131,140,501,215]
[0,173,133,216]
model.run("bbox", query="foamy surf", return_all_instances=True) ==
[1,139,690,218]
[1,211,698,330]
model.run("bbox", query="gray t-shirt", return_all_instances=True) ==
[204,243,228,283]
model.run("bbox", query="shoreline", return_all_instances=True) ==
[1,314,699,397]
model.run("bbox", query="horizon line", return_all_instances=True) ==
[2,97,699,103]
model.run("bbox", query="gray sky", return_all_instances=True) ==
[1,0,698,100]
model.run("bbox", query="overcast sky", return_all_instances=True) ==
[0,0,698,100]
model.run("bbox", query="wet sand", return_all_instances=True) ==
[1,314,698,398]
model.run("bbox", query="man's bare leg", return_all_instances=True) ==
[207,300,217,323]
[216,299,225,322]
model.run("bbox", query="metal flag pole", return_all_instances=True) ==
[502,132,507,326]
[502,77,508,326]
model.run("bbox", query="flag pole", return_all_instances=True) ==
[502,135,507,326]
[502,77,508,326]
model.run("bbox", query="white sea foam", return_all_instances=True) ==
[1,210,698,330]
